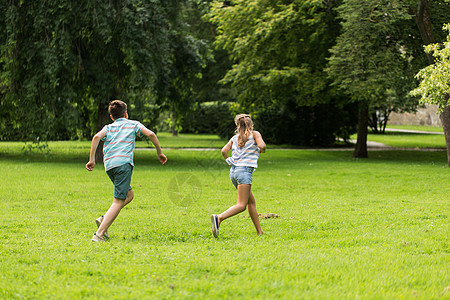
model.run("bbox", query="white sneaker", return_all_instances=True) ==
[91,233,105,242]
[211,214,219,238]
[95,216,109,239]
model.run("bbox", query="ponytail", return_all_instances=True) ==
[234,114,254,148]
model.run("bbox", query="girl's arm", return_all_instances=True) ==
[221,140,233,159]
[253,131,266,153]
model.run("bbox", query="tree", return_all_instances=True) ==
[367,0,450,134]
[326,0,415,157]
[0,1,186,144]
[411,24,450,165]
[209,0,338,108]
[159,2,211,136]
[207,0,358,146]
[185,0,234,105]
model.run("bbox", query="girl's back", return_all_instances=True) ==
[226,133,260,168]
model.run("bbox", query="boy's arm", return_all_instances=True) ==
[141,127,167,165]
[86,130,106,171]
[253,131,266,153]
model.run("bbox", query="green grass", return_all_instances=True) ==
[0,138,449,299]
[386,124,444,133]
[363,132,446,149]
[367,124,446,149]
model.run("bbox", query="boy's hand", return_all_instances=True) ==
[86,161,95,171]
[158,153,167,165]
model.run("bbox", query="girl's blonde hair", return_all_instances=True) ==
[234,114,253,148]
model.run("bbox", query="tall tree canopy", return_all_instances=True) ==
[208,0,337,108]
[0,0,201,142]
[156,1,211,136]
[208,0,358,146]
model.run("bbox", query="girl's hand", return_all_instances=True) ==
[225,157,233,167]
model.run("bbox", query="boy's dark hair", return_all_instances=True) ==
[109,100,127,120]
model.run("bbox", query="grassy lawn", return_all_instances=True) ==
[0,136,449,299]
[363,132,446,149]
[386,124,444,133]
[370,124,446,149]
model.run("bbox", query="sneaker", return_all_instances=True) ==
[91,233,105,242]
[211,214,219,238]
[95,216,109,239]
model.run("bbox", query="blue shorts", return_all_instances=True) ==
[106,163,133,199]
[229,166,254,188]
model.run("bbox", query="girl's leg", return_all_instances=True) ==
[96,189,134,237]
[247,191,263,235]
[218,184,251,225]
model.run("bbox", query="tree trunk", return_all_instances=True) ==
[171,109,178,136]
[413,0,435,64]
[353,102,369,158]
[95,101,110,164]
[381,110,390,134]
[368,111,378,134]
[440,105,450,166]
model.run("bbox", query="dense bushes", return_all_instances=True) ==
[255,100,358,147]
[180,100,358,147]
[180,102,235,137]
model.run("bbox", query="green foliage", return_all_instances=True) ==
[128,94,161,134]
[186,0,234,104]
[0,1,200,140]
[411,24,450,111]
[153,1,215,135]
[208,0,339,108]
[207,0,359,145]
[180,101,235,137]
[327,0,415,104]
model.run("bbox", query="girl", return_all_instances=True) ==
[211,114,266,237]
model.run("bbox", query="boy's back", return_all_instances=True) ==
[102,118,144,171]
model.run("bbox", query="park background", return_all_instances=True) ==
[0,1,449,299]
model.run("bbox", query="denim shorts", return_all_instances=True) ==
[106,163,133,199]
[230,165,254,188]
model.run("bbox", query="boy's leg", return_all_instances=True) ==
[96,189,134,237]
[218,184,251,225]
[123,189,134,207]
[247,191,263,235]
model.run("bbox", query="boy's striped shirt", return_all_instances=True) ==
[100,118,145,171]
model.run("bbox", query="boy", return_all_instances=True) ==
[86,100,167,242]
